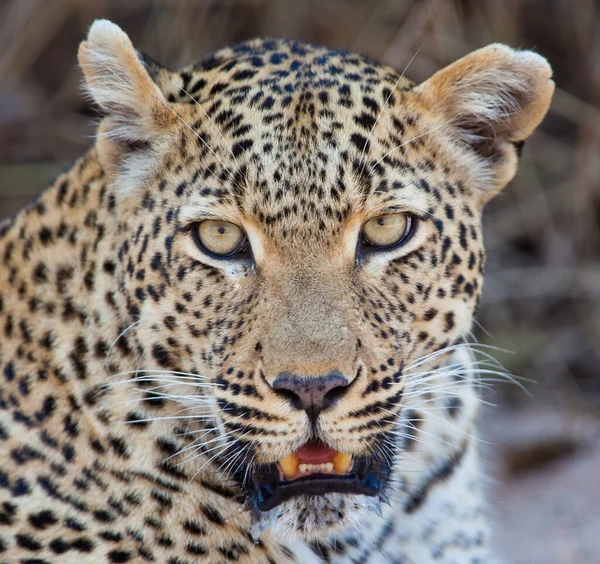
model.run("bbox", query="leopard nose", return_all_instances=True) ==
[271,371,351,421]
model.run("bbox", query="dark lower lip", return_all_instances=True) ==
[245,457,390,512]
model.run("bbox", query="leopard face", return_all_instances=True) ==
[78,21,553,540]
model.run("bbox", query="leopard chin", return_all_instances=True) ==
[251,493,376,541]
[238,441,393,540]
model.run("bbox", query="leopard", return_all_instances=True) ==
[0,19,553,564]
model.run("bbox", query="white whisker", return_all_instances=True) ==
[373,113,463,167]
[105,320,140,366]
[106,368,212,380]
[358,43,424,175]
[180,87,239,163]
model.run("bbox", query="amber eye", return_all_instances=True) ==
[194,220,247,257]
[362,213,414,249]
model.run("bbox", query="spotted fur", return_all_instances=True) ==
[0,20,553,563]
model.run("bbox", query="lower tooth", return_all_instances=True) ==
[325,462,334,472]
[299,463,308,473]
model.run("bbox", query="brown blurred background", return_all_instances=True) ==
[1,0,599,561]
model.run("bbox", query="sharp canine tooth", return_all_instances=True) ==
[279,454,299,479]
[332,452,352,474]
[325,462,334,472]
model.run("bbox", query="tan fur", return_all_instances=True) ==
[0,21,553,562]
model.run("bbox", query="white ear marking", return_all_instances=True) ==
[78,19,177,189]
[416,44,554,194]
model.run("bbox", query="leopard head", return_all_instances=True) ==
[80,20,553,540]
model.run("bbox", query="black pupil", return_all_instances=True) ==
[218,226,226,235]
[377,217,385,226]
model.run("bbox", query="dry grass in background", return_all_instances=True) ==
[1,1,599,561]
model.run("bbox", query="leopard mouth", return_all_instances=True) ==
[244,440,391,512]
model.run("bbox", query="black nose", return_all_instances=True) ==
[271,371,351,421]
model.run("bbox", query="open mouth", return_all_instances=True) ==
[244,440,391,512]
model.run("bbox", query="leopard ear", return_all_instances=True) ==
[78,20,177,177]
[415,44,554,196]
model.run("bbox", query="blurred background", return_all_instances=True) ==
[1,0,598,561]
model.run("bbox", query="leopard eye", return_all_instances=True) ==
[194,220,247,257]
[362,213,414,250]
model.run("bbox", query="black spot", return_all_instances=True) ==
[126,411,149,428]
[445,396,462,418]
[353,112,376,130]
[441,236,452,262]
[232,139,253,157]
[232,69,257,81]
[260,96,275,110]
[4,362,15,381]
[350,133,370,154]
[39,227,53,245]
[152,344,171,367]
[100,530,123,542]
[64,517,86,532]
[156,534,174,548]
[201,504,225,526]
[69,337,88,379]
[11,445,44,465]
[405,441,467,513]
[189,78,207,93]
[93,509,116,523]
[151,489,172,508]
[186,542,207,555]
[109,436,130,458]
[102,260,117,274]
[56,180,69,204]
[209,82,228,95]
[16,533,43,551]
[12,477,31,496]
[108,549,132,562]
[444,312,455,332]
[49,538,71,554]
[423,308,438,321]
[459,223,468,250]
[70,536,94,552]
[150,253,162,271]
[33,263,48,283]
[468,252,476,270]
[362,96,379,113]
